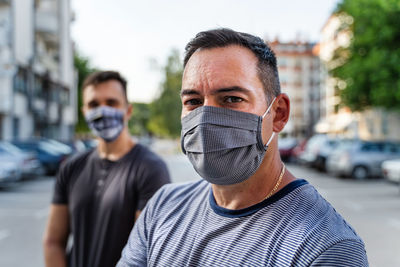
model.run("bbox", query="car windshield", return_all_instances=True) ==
[0,142,24,156]
[360,142,384,152]
[38,142,64,156]
[334,139,357,152]
[45,139,72,154]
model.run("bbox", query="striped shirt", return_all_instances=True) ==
[117,179,368,266]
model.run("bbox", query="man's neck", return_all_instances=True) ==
[96,129,135,161]
[211,152,296,210]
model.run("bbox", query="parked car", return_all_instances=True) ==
[314,138,341,171]
[0,141,44,178]
[278,138,298,162]
[11,139,72,175]
[382,158,400,184]
[327,140,400,180]
[292,138,308,162]
[44,139,74,155]
[298,135,340,171]
[61,140,87,154]
[81,139,98,150]
[0,157,21,186]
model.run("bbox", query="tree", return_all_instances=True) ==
[147,49,183,137]
[74,52,98,133]
[330,0,400,111]
[128,102,152,136]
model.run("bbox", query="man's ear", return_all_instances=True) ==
[273,93,290,133]
[81,106,87,117]
[125,103,133,120]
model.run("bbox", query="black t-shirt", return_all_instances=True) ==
[52,144,171,267]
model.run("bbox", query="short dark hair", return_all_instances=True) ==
[184,28,280,100]
[82,71,128,102]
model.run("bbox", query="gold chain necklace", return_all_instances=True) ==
[264,163,285,200]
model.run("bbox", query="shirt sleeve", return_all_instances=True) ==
[311,239,369,266]
[135,156,171,210]
[117,189,158,267]
[52,160,70,204]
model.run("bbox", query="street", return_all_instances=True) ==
[0,143,399,267]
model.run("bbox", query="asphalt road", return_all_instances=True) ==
[0,145,399,267]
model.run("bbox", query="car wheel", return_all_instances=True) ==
[352,166,369,180]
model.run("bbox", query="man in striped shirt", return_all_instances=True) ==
[117,28,368,266]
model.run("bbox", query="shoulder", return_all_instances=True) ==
[59,148,94,174]
[127,144,169,177]
[147,180,208,212]
[280,182,365,250]
[311,238,368,266]
[133,144,166,165]
[265,181,367,264]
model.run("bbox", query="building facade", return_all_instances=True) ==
[317,14,400,141]
[269,39,321,138]
[0,0,76,141]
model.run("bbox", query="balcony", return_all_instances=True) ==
[35,10,59,45]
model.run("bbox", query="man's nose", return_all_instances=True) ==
[203,97,219,108]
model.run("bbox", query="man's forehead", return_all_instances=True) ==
[182,45,260,91]
[184,45,257,73]
[83,81,126,102]
[187,44,255,62]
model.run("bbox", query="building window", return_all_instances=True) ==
[34,75,44,98]
[13,117,19,138]
[382,114,388,136]
[49,84,59,102]
[278,57,287,68]
[13,68,28,94]
[60,89,70,105]
[294,60,301,71]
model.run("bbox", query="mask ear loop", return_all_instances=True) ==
[262,97,277,149]
[265,132,276,148]
[262,97,276,118]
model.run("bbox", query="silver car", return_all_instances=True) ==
[0,158,21,186]
[0,141,44,178]
[382,158,400,184]
[327,140,400,180]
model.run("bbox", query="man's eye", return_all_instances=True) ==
[106,100,119,107]
[88,102,99,108]
[225,96,243,103]
[184,99,203,106]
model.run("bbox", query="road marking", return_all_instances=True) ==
[0,229,10,241]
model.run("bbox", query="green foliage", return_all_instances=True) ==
[148,49,183,137]
[74,52,98,133]
[330,0,400,111]
[128,102,151,136]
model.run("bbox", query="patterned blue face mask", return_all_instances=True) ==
[85,106,125,142]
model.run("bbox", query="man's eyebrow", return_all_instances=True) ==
[180,86,250,97]
[180,89,200,96]
[211,86,250,95]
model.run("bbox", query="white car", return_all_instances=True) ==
[382,158,400,183]
[0,159,21,186]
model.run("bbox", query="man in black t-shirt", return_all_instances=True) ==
[43,71,170,267]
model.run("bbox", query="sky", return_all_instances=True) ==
[71,0,340,103]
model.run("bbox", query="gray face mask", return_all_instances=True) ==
[181,98,276,185]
